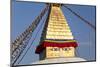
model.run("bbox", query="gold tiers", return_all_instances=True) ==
[46,4,74,40]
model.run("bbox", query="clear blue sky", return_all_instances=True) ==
[12,0,96,65]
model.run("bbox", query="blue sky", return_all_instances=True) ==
[11,0,96,65]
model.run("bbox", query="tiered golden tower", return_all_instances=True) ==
[35,4,78,60]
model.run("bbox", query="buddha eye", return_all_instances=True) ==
[50,49,53,51]
[63,48,68,51]
[62,48,70,51]
[51,48,60,51]
[54,48,58,51]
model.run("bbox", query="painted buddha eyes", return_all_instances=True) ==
[62,48,71,51]
[50,48,71,51]
[50,48,60,51]
[53,48,60,51]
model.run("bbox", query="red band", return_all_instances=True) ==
[35,41,78,54]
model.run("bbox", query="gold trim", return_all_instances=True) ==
[44,40,76,43]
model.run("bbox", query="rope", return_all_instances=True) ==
[11,5,50,66]
[16,6,50,65]
[62,5,96,30]
[12,4,49,55]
